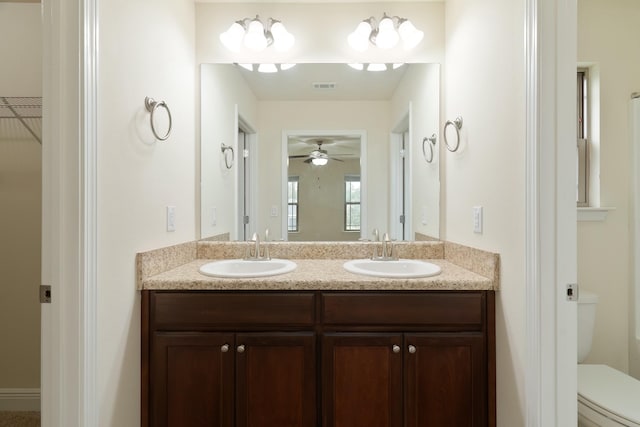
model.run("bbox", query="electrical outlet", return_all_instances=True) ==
[211,206,217,226]
[473,206,483,234]
[167,206,176,232]
[270,205,278,217]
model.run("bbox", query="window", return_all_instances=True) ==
[288,176,299,232]
[344,175,361,231]
[577,69,589,206]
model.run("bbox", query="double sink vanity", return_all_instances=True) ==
[138,239,499,427]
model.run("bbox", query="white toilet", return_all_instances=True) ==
[578,291,640,426]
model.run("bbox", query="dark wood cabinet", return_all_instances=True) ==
[142,290,495,427]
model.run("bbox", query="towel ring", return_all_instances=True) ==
[443,116,463,152]
[144,97,172,141]
[422,134,437,163]
[221,144,234,169]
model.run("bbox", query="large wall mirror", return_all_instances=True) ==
[200,62,440,242]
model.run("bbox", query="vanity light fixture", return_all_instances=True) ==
[220,16,295,52]
[348,13,424,51]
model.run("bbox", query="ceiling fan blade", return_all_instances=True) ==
[303,158,313,164]
[289,154,310,159]
[329,157,344,162]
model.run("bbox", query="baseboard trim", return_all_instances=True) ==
[0,388,40,411]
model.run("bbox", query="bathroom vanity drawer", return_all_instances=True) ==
[321,292,484,329]
[151,291,315,330]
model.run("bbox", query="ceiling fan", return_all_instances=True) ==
[288,140,347,165]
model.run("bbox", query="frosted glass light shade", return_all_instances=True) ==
[311,157,328,166]
[367,63,387,72]
[220,22,245,52]
[398,19,424,50]
[257,63,278,73]
[280,63,296,70]
[244,19,268,51]
[271,22,295,52]
[348,21,372,52]
[375,16,399,49]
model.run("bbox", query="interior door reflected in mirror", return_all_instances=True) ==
[200,63,441,242]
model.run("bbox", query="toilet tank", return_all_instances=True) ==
[577,291,599,363]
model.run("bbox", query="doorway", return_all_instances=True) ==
[390,109,412,241]
[236,115,257,241]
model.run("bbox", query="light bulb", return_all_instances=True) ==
[219,22,245,52]
[238,63,254,71]
[271,22,295,52]
[398,19,424,50]
[375,16,399,49]
[392,63,404,69]
[311,157,328,166]
[348,63,364,71]
[244,18,268,51]
[348,20,372,52]
[280,63,296,71]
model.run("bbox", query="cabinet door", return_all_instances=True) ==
[151,332,234,427]
[405,333,486,427]
[235,332,316,427]
[322,333,403,427]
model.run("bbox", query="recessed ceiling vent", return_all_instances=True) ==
[312,82,337,90]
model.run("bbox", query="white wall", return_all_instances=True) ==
[96,0,196,424]
[0,2,42,396]
[201,64,258,239]
[578,0,640,376]
[444,0,526,425]
[391,64,440,239]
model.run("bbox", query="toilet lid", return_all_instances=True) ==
[578,364,640,425]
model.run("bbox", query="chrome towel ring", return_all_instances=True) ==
[221,144,234,169]
[422,134,437,163]
[144,96,172,141]
[443,116,463,152]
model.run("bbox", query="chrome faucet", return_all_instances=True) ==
[371,231,397,261]
[245,229,270,260]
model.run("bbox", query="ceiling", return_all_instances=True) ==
[236,63,409,101]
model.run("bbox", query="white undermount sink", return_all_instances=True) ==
[199,258,297,278]
[343,259,442,279]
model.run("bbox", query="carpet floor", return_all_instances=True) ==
[0,411,40,427]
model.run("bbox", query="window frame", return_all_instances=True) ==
[577,68,589,207]
[287,176,299,233]
[344,174,361,232]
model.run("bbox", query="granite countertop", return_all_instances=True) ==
[140,258,495,291]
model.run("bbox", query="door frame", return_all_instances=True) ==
[281,129,367,241]
[235,111,258,241]
[42,0,576,425]
[389,106,412,241]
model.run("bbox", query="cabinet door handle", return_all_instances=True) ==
[408,345,417,354]
[237,344,245,353]
[392,345,401,354]
[220,344,229,353]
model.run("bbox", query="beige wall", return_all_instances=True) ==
[289,158,361,241]
[444,0,526,425]
[578,0,640,376]
[96,0,196,424]
[0,3,42,392]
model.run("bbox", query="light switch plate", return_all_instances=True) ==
[167,206,176,232]
[473,206,483,234]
